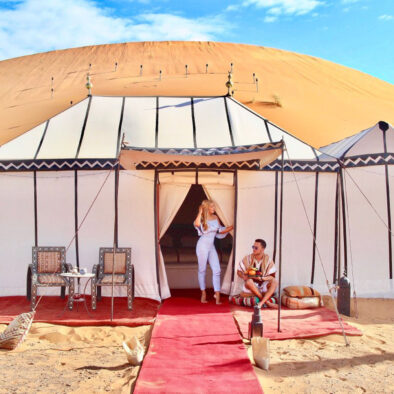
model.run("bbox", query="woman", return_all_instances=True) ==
[193,200,233,304]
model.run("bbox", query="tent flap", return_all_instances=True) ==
[120,142,283,170]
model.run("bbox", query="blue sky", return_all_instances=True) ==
[0,0,393,83]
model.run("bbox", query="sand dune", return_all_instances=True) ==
[0,41,393,147]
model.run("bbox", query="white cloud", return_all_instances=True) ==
[379,14,393,21]
[0,0,228,60]
[264,16,277,23]
[225,4,240,12]
[243,0,323,16]
[132,13,227,41]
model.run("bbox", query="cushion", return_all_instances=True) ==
[230,295,278,307]
[37,274,65,285]
[283,286,321,298]
[100,275,126,284]
[104,252,127,274]
[37,251,61,273]
[281,294,323,309]
[0,312,35,350]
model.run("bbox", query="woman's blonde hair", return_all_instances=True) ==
[200,199,215,231]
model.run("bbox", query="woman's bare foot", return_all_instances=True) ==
[201,290,208,303]
[214,292,222,305]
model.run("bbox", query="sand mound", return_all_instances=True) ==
[0,322,151,393]
[1,41,393,147]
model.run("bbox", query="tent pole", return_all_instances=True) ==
[230,170,238,294]
[154,170,162,300]
[111,162,120,321]
[277,141,284,332]
[111,134,124,321]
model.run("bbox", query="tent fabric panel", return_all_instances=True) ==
[118,170,162,300]
[122,97,157,148]
[193,97,232,148]
[0,123,46,160]
[0,173,35,296]
[267,123,316,160]
[318,128,370,159]
[78,97,122,158]
[344,166,391,296]
[159,171,234,186]
[226,98,268,146]
[346,125,384,157]
[311,173,337,291]
[77,170,115,295]
[281,172,316,288]
[385,124,394,153]
[37,99,89,159]
[157,97,194,148]
[36,171,77,294]
[234,171,277,295]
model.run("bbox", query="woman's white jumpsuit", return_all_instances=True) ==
[195,219,227,292]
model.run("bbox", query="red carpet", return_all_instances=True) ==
[0,296,159,327]
[134,297,262,394]
[232,306,362,340]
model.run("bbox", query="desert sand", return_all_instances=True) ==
[0,324,152,393]
[250,297,394,394]
[0,298,393,393]
[0,41,393,148]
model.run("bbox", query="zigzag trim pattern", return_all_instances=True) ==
[264,160,339,172]
[343,154,394,167]
[1,154,394,173]
[136,160,261,170]
[0,159,118,172]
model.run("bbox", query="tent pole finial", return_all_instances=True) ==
[225,72,233,96]
[85,74,93,96]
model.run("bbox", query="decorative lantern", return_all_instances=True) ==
[337,275,351,316]
[248,305,264,339]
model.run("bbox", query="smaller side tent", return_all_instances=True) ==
[320,121,394,297]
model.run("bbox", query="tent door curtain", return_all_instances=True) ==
[157,171,235,294]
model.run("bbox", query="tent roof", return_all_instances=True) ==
[319,121,393,160]
[0,95,318,170]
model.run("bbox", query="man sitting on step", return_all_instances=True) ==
[237,239,278,309]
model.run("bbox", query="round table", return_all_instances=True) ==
[60,272,95,315]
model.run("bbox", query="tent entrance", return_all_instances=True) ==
[160,183,233,290]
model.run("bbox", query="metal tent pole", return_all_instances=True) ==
[111,163,120,321]
[277,141,284,332]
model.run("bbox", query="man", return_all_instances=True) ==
[237,239,278,308]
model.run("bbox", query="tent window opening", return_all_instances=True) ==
[161,184,233,289]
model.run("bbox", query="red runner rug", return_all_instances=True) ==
[0,296,159,327]
[134,297,262,394]
[232,306,362,340]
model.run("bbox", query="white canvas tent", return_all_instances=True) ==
[0,95,392,300]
